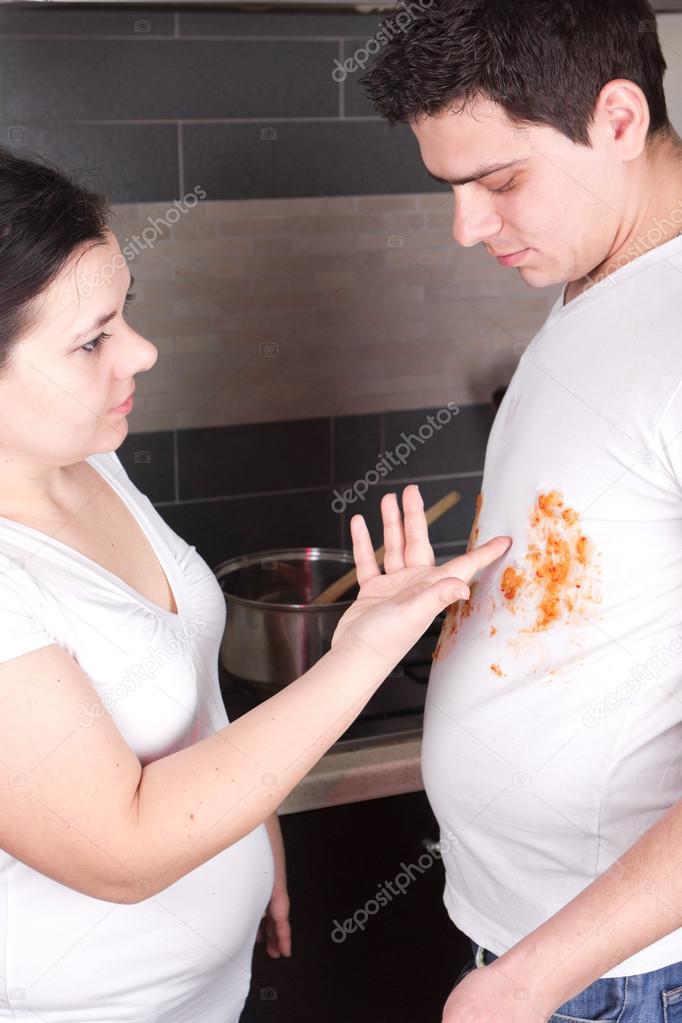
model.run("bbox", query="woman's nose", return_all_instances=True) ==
[120,329,159,376]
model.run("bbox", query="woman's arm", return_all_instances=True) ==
[0,486,511,904]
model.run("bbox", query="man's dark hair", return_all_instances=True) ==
[0,147,110,375]
[361,0,671,146]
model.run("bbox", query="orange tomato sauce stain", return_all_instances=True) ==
[433,492,483,662]
[490,663,505,677]
[500,490,599,633]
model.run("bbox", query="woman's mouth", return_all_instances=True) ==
[109,391,135,414]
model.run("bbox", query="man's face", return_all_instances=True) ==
[410,96,626,288]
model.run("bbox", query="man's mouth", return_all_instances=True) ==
[494,248,530,267]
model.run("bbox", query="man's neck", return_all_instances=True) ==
[564,134,682,306]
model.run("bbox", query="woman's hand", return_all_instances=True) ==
[332,484,511,667]
[257,812,292,959]
[256,883,291,959]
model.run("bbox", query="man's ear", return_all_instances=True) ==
[593,79,651,160]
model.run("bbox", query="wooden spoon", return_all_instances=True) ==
[310,490,461,605]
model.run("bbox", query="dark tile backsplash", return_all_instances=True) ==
[116,402,493,570]
[383,404,495,478]
[177,418,331,500]
[0,4,449,203]
[118,430,176,505]
[0,122,179,204]
[5,39,340,122]
[182,121,431,202]
[161,488,343,571]
[176,11,386,37]
[0,5,175,35]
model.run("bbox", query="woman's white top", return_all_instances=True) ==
[0,448,274,1021]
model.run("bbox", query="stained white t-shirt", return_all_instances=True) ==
[0,449,274,1021]
[422,232,682,978]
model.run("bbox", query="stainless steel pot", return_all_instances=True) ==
[214,548,359,696]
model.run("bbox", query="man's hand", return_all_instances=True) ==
[441,962,557,1022]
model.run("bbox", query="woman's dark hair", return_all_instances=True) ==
[0,146,110,375]
[360,0,672,145]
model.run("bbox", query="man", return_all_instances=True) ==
[362,2,682,1020]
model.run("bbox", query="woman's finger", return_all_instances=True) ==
[381,492,406,573]
[397,574,472,622]
[277,915,292,958]
[350,514,382,587]
[402,484,436,568]
[437,536,513,585]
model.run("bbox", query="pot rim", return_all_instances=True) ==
[213,547,358,611]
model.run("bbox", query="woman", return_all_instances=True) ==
[0,146,511,1022]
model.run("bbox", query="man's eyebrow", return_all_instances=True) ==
[71,271,135,345]
[427,158,528,187]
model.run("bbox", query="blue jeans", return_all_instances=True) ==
[456,938,682,1022]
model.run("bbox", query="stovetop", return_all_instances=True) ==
[218,616,443,752]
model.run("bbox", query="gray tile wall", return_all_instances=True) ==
[0,4,443,202]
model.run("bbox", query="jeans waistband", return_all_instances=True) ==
[470,939,497,968]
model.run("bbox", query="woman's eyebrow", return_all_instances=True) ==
[71,270,135,344]
[427,158,528,187]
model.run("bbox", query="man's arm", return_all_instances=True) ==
[445,796,682,1019]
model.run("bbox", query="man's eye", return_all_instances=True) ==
[489,177,517,194]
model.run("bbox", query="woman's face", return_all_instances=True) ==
[0,229,157,468]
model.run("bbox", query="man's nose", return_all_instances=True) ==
[452,190,503,248]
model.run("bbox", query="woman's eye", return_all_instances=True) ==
[79,292,135,355]
[80,332,112,355]
[490,178,517,195]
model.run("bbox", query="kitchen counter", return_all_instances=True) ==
[279,735,422,815]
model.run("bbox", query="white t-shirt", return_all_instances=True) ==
[422,232,682,978]
[0,449,274,1021]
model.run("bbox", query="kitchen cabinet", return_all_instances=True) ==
[242,791,475,1023]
